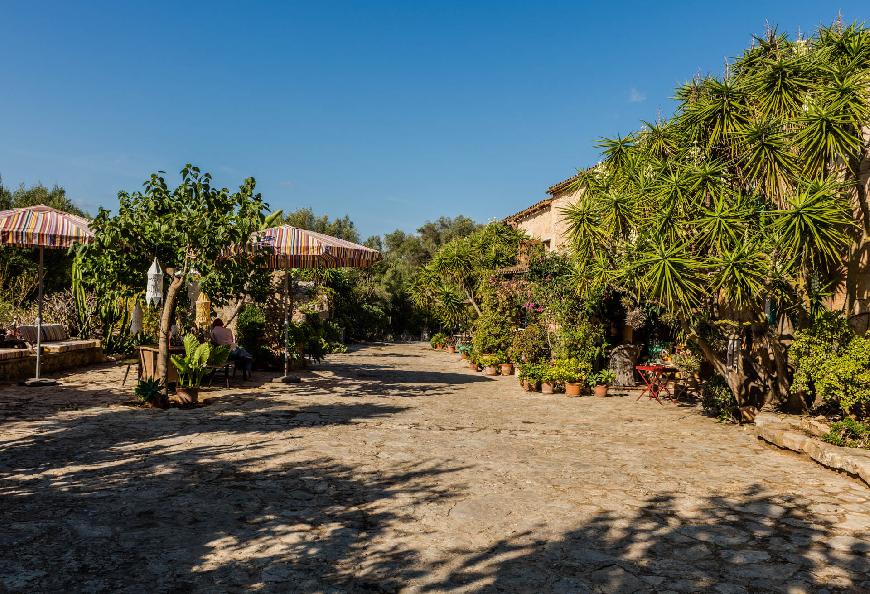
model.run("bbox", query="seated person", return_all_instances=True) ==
[210,319,253,375]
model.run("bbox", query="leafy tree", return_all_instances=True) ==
[561,20,870,411]
[77,165,269,386]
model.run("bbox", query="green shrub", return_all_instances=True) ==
[550,357,592,384]
[791,313,870,418]
[472,311,513,355]
[551,318,605,363]
[518,362,546,383]
[588,369,616,387]
[430,332,448,348]
[507,323,549,364]
[822,418,870,449]
[702,376,738,422]
[236,304,272,365]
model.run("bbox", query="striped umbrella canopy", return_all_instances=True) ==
[0,205,92,385]
[255,224,381,269]
[0,205,93,248]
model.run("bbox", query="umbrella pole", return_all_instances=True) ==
[275,266,299,384]
[284,268,290,377]
[23,246,57,386]
[36,246,44,379]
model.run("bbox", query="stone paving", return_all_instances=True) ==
[0,343,868,593]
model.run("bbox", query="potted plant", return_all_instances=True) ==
[540,364,558,394]
[518,363,542,392]
[480,354,501,376]
[552,357,591,396]
[495,352,513,376]
[134,377,166,409]
[171,334,230,406]
[457,343,471,360]
[430,333,447,350]
[589,369,616,397]
[446,336,457,354]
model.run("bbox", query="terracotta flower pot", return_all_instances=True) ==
[565,382,582,396]
[500,363,514,376]
[594,384,609,398]
[460,352,469,360]
[541,382,555,394]
[468,361,478,370]
[484,365,499,376]
[175,386,199,406]
[447,345,456,354]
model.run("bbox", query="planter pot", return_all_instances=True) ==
[541,382,555,394]
[565,382,583,396]
[500,363,514,376]
[175,386,200,406]
[484,365,499,376]
[460,352,469,360]
[594,384,609,398]
[468,361,478,370]
[447,345,456,354]
[523,380,538,392]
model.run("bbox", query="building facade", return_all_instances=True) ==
[503,173,583,252]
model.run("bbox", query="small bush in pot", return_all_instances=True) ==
[171,334,230,406]
[588,369,616,397]
[540,364,559,394]
[552,357,591,396]
[519,363,544,391]
[457,343,471,360]
[480,354,501,376]
[430,332,448,350]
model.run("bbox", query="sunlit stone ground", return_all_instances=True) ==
[1,343,868,592]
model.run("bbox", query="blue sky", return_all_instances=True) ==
[1,1,866,239]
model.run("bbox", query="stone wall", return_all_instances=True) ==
[0,348,106,383]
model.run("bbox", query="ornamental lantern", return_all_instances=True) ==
[145,258,164,307]
[195,292,212,329]
[130,302,143,335]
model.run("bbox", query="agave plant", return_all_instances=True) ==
[171,334,230,388]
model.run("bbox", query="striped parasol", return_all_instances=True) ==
[250,224,380,381]
[255,224,381,270]
[0,205,93,385]
[0,205,92,248]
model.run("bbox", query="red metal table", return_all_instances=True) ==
[635,364,678,404]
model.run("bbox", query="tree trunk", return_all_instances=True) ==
[225,298,247,327]
[157,275,186,389]
[463,284,482,317]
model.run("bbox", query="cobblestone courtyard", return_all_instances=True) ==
[1,343,868,593]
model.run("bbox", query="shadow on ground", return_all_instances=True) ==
[0,386,466,592]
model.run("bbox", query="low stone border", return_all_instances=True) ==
[755,412,870,488]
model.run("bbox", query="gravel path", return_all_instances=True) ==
[1,343,868,593]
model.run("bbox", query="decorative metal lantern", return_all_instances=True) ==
[195,292,212,329]
[145,258,164,307]
[130,302,143,335]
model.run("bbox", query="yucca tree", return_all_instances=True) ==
[562,19,869,411]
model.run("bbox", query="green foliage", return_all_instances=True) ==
[822,418,870,449]
[588,369,616,387]
[559,19,870,409]
[478,353,503,367]
[791,313,870,417]
[550,357,592,384]
[507,323,549,364]
[430,332,448,348]
[701,376,739,422]
[134,378,164,405]
[552,318,605,363]
[171,334,230,388]
[77,165,271,328]
[471,311,513,355]
[236,305,272,366]
[518,362,547,383]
